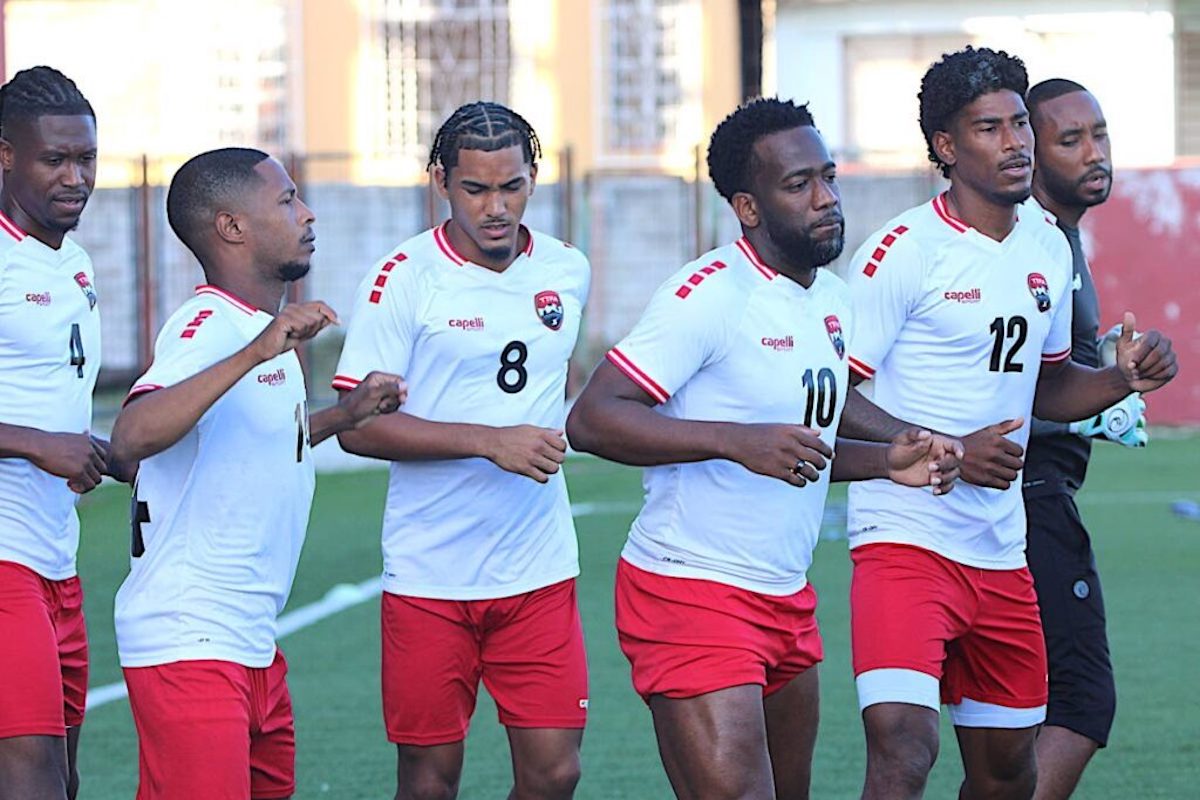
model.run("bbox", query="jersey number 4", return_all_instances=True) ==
[802,368,838,428]
[989,316,1028,372]
[69,323,85,378]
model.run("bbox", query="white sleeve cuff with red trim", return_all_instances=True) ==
[606,348,670,404]
[848,355,876,379]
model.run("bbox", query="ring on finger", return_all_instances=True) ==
[791,458,806,475]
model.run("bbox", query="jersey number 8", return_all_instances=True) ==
[497,340,529,394]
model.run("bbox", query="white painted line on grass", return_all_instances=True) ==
[85,500,640,711]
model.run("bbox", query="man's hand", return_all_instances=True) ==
[723,424,834,487]
[961,418,1025,490]
[248,302,339,364]
[91,435,138,484]
[338,372,407,429]
[28,431,107,494]
[1114,312,1177,393]
[886,429,963,495]
[1069,393,1147,448]
[482,425,568,484]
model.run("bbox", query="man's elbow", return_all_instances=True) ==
[336,426,372,456]
[565,403,600,456]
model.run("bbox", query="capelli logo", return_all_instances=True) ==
[449,317,485,331]
[257,369,287,387]
[944,288,982,303]
[25,291,51,306]
[761,336,794,351]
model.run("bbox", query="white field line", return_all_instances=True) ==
[85,500,641,711]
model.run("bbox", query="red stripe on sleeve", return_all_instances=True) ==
[848,356,876,379]
[331,374,362,391]
[606,348,670,404]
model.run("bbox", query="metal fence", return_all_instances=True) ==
[74,151,945,397]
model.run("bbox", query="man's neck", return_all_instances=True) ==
[203,269,285,315]
[742,228,817,288]
[1032,185,1085,229]
[1,193,64,249]
[945,184,1019,242]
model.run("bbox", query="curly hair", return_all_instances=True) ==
[918,46,1029,177]
[428,101,541,176]
[707,97,815,203]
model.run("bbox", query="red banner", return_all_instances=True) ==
[1082,167,1199,425]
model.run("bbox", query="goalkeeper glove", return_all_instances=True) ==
[1069,393,1147,447]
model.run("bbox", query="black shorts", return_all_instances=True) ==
[1024,492,1116,746]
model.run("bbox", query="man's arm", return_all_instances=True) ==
[831,432,962,494]
[338,406,567,485]
[0,423,106,493]
[566,360,835,487]
[840,375,1025,490]
[308,372,406,448]
[112,302,338,465]
[1035,313,1176,421]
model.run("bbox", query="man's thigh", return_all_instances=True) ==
[481,579,588,731]
[1025,494,1115,745]
[0,562,72,739]
[125,660,255,800]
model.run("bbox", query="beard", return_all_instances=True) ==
[1044,167,1112,210]
[765,215,844,269]
[277,260,311,282]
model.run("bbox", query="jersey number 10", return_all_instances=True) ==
[802,368,838,428]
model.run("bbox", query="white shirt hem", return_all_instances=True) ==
[847,532,1026,571]
[118,643,278,670]
[380,563,579,601]
[620,550,808,597]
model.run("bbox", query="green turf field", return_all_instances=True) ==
[73,436,1199,798]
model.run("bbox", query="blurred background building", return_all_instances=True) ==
[1,0,1195,422]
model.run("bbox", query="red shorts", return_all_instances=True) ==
[851,543,1048,725]
[0,560,88,738]
[124,650,295,800]
[381,579,588,746]
[615,559,823,703]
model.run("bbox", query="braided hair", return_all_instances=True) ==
[0,66,94,139]
[428,102,540,177]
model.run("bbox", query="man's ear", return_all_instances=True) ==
[0,137,15,172]
[214,210,246,245]
[932,129,956,173]
[433,165,450,200]
[731,192,760,229]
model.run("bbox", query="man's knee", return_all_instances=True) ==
[397,772,459,800]
[863,705,940,791]
[514,753,581,799]
[0,736,69,800]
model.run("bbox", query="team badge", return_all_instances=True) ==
[1027,273,1051,313]
[74,272,97,310]
[534,290,564,330]
[825,315,845,359]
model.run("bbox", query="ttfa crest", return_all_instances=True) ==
[825,315,845,359]
[1027,273,1051,313]
[534,290,563,330]
[74,272,97,310]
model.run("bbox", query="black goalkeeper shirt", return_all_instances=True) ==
[1024,222,1101,498]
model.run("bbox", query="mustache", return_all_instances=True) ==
[999,156,1031,170]
[52,191,89,202]
[809,214,844,230]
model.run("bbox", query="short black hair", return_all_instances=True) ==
[919,46,1029,177]
[707,97,816,203]
[167,148,270,259]
[428,101,541,175]
[1027,78,1089,126]
[0,66,94,140]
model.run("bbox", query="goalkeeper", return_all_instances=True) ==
[1022,80,1148,800]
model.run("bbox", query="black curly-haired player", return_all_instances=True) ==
[837,46,1177,800]
[567,96,963,800]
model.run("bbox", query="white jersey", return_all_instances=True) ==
[114,286,314,668]
[333,224,590,600]
[846,193,1073,569]
[609,237,851,595]
[0,215,100,580]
